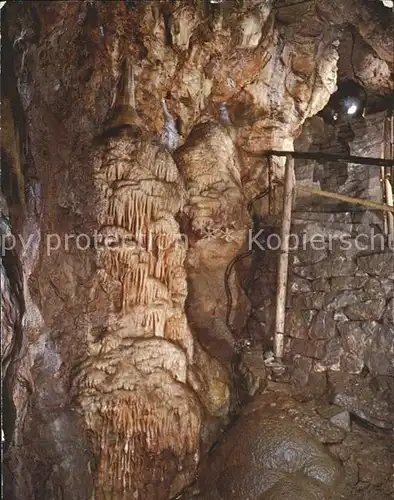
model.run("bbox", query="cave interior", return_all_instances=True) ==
[1,1,394,499]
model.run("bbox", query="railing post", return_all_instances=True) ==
[381,166,388,235]
[274,154,294,360]
[385,177,394,242]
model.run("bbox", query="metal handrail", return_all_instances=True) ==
[272,148,393,361]
[262,150,394,167]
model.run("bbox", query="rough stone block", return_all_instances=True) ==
[330,410,351,432]
[360,321,382,337]
[380,278,394,297]
[309,310,336,339]
[289,338,326,359]
[294,256,358,281]
[330,237,367,258]
[365,324,394,377]
[331,276,368,291]
[290,355,313,387]
[313,277,331,292]
[285,309,309,339]
[333,311,349,322]
[290,292,326,310]
[337,321,366,340]
[288,275,312,294]
[332,380,394,430]
[293,260,331,280]
[314,338,343,371]
[382,298,393,325]
[364,277,392,299]
[337,321,367,374]
[345,298,386,321]
[330,256,358,277]
[294,244,328,265]
[302,309,317,325]
[357,252,394,278]
[324,290,366,311]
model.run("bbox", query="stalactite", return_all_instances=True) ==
[151,149,180,183]
[80,370,202,495]
[164,315,194,362]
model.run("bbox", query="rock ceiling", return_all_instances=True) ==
[1,1,393,499]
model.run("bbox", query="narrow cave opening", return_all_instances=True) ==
[163,9,173,48]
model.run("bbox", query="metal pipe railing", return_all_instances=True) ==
[385,177,394,237]
[297,185,394,213]
[263,150,394,167]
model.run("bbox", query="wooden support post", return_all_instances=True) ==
[381,166,388,235]
[274,155,294,360]
[389,115,394,238]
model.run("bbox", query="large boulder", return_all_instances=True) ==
[196,391,344,499]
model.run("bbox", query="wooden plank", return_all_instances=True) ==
[274,155,294,360]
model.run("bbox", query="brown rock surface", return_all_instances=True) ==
[196,389,344,499]
[1,1,393,499]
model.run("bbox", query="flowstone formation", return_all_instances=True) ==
[175,119,250,362]
[2,1,392,499]
[74,88,225,496]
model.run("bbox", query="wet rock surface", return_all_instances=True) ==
[196,409,344,499]
[259,475,331,500]
[185,385,393,500]
[191,388,346,499]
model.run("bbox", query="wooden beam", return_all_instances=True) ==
[274,155,294,360]
[262,150,394,167]
[296,185,394,213]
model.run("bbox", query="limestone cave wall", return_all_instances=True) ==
[1,1,393,500]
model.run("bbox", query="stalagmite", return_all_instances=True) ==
[76,56,205,499]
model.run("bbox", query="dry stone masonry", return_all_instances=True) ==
[1,1,393,499]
